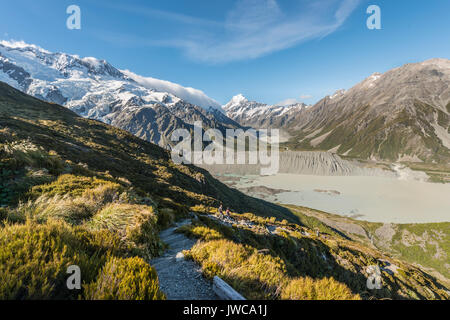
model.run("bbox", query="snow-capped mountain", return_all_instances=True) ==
[223,59,450,163]
[0,40,233,146]
[223,94,309,128]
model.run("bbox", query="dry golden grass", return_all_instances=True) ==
[281,277,361,300]
[89,203,161,259]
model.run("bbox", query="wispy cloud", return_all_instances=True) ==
[104,0,361,63]
[121,69,222,110]
[275,98,301,106]
[275,94,313,106]
[0,39,50,53]
[107,3,221,28]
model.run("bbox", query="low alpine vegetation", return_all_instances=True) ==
[281,277,359,300]
[0,219,164,300]
[0,141,172,299]
[84,256,165,300]
[180,212,449,300]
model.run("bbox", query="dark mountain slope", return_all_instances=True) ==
[0,41,240,148]
[285,59,450,163]
[0,81,293,221]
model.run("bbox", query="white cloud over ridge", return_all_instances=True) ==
[0,40,50,53]
[115,0,361,63]
[122,69,222,110]
[275,98,301,106]
[275,93,314,106]
[0,39,222,111]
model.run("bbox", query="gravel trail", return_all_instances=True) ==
[150,219,218,300]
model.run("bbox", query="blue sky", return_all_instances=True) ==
[1,0,449,105]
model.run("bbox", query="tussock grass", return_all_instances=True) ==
[19,194,96,225]
[84,256,165,300]
[11,181,125,226]
[177,225,223,241]
[0,203,165,300]
[0,161,165,299]
[186,236,360,300]
[0,220,121,299]
[187,239,287,299]
[281,277,360,300]
[89,204,162,259]
[29,174,122,199]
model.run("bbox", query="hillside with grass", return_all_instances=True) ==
[0,81,292,220]
[284,205,450,282]
[0,81,448,300]
[178,211,449,300]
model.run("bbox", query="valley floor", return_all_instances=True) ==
[218,173,450,224]
[214,172,450,284]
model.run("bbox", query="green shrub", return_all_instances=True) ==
[0,220,111,299]
[84,256,165,300]
[0,166,16,205]
[0,208,5,220]
[202,261,223,279]
[0,157,54,206]
[0,207,26,225]
[0,218,166,300]
[189,204,215,215]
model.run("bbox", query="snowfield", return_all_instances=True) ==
[0,40,228,145]
[0,40,221,120]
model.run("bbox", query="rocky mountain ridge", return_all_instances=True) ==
[0,40,238,147]
[225,59,450,163]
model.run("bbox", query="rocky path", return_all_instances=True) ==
[151,214,289,300]
[207,214,295,236]
[150,219,218,300]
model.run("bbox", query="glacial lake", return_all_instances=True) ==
[234,174,450,223]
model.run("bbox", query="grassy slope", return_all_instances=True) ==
[284,204,450,282]
[0,81,448,299]
[0,81,290,299]
[0,81,293,221]
[178,212,449,300]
